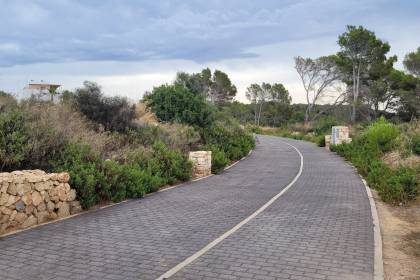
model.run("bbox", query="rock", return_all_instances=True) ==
[57,202,70,218]
[5,195,19,207]
[67,189,76,201]
[21,193,32,205]
[34,182,44,192]
[56,173,70,183]
[50,195,60,203]
[70,201,82,214]
[21,215,37,228]
[6,183,16,195]
[14,212,27,223]
[0,206,12,215]
[15,200,25,212]
[0,192,9,206]
[37,202,46,212]
[9,210,17,221]
[25,205,34,215]
[41,191,50,202]
[58,186,67,202]
[49,212,57,219]
[36,211,49,223]
[0,214,10,223]
[32,191,43,206]
[16,183,31,196]
[1,183,8,193]
[47,201,55,212]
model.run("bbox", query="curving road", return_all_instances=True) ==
[0,135,374,280]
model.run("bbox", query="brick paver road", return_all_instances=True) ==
[0,136,374,280]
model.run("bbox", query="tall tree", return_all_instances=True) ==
[209,70,237,105]
[175,68,236,105]
[403,47,420,77]
[295,55,342,123]
[337,25,391,122]
[246,82,290,126]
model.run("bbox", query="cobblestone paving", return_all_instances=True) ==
[171,137,374,280]
[0,136,303,280]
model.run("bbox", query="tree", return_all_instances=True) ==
[403,47,420,77]
[295,55,343,123]
[246,82,290,126]
[143,84,214,128]
[174,68,212,98]
[209,70,237,105]
[337,25,391,122]
[174,68,237,105]
[74,81,136,132]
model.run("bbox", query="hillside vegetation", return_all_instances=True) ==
[0,80,254,209]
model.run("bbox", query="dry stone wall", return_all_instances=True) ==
[189,151,212,178]
[0,170,81,235]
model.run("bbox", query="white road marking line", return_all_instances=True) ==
[155,140,303,280]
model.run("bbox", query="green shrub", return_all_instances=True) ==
[314,117,338,136]
[102,160,163,202]
[381,168,418,203]
[209,146,229,174]
[53,144,107,209]
[361,117,400,153]
[144,84,214,128]
[410,134,420,155]
[0,109,31,171]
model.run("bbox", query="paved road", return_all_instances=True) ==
[0,136,374,280]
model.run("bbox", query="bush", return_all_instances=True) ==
[202,120,254,162]
[74,81,136,132]
[0,109,31,171]
[361,117,400,153]
[410,134,420,155]
[102,160,163,202]
[148,141,192,184]
[53,144,107,209]
[209,146,229,174]
[144,84,214,128]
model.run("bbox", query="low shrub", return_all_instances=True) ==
[331,118,419,204]
[0,109,31,171]
[361,117,400,153]
[410,134,420,155]
[53,144,107,209]
[208,146,229,174]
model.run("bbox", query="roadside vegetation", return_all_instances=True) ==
[0,71,254,209]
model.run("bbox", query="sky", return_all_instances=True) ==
[1,0,419,103]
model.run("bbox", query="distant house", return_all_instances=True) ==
[24,81,61,101]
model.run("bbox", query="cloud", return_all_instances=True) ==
[0,0,419,103]
[4,0,417,67]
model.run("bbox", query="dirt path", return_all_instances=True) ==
[374,191,420,280]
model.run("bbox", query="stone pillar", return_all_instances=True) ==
[189,151,212,179]
[331,126,352,145]
[325,135,331,150]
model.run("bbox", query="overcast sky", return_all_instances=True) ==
[1,0,419,103]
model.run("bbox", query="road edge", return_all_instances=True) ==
[361,176,384,280]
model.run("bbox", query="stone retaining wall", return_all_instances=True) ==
[0,170,81,235]
[189,151,212,178]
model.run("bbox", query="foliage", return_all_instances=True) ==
[360,117,399,153]
[53,144,107,209]
[330,118,418,203]
[411,134,420,155]
[74,81,136,132]
[208,146,229,174]
[403,46,420,77]
[0,109,31,171]
[202,117,255,161]
[337,25,394,122]
[144,84,213,128]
